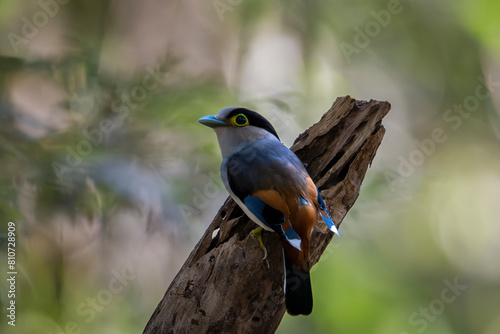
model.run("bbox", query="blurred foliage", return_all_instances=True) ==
[0,0,499,333]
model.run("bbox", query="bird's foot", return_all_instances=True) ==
[251,227,270,269]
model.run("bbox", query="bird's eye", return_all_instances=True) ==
[233,114,249,127]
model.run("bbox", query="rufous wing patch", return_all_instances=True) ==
[252,189,292,230]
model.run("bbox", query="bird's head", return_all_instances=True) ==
[198,107,280,156]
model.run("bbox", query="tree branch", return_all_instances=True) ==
[143,96,391,334]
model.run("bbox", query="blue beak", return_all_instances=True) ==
[198,115,228,128]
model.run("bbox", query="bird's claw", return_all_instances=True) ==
[251,227,270,269]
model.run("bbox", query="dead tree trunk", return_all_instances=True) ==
[143,96,391,334]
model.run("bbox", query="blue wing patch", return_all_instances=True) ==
[298,196,310,206]
[244,195,302,250]
[316,188,339,236]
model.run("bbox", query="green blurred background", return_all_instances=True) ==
[0,0,499,333]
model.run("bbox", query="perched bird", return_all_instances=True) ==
[198,107,339,316]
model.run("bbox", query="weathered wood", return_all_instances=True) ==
[143,96,391,334]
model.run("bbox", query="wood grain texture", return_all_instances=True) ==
[143,96,391,334]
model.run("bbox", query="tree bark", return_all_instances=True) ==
[143,96,391,334]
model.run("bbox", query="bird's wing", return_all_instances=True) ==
[315,187,339,235]
[225,140,307,250]
[302,174,339,235]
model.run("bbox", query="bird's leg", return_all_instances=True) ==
[251,227,270,268]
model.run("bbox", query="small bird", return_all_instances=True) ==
[198,107,339,316]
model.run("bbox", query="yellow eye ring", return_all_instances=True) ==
[232,113,249,127]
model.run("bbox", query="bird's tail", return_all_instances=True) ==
[284,255,313,316]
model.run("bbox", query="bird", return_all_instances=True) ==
[198,107,339,316]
